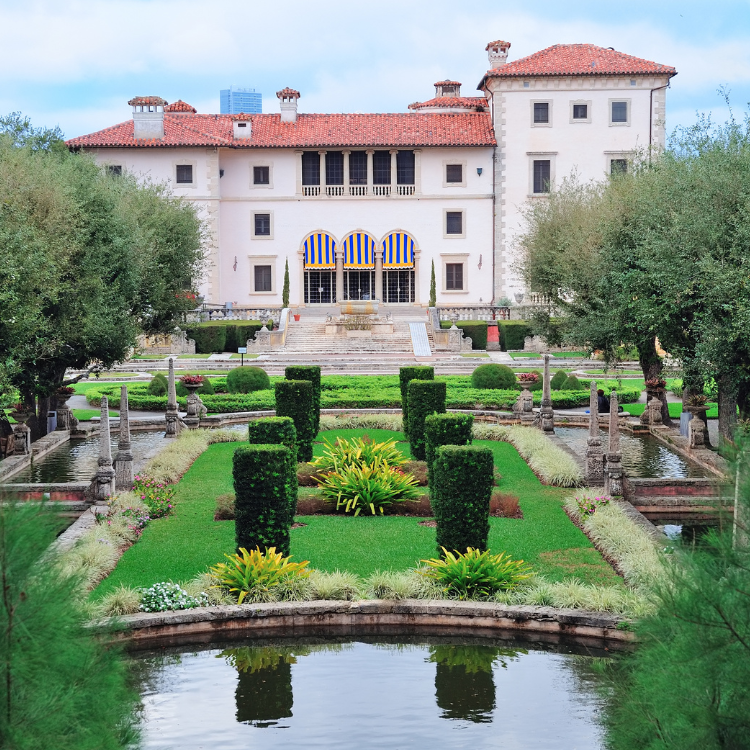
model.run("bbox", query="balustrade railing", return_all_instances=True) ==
[397,185,416,196]
[303,186,321,197]
[349,185,368,196]
[325,185,345,196]
[437,305,512,322]
[184,304,283,324]
[300,184,417,198]
[372,185,391,196]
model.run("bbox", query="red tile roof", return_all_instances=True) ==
[434,80,462,87]
[66,112,496,149]
[482,44,676,80]
[164,100,197,113]
[276,87,300,99]
[409,97,487,111]
[127,96,168,107]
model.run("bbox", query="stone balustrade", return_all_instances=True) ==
[185,306,283,324]
[436,305,511,321]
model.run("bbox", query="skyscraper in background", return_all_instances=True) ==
[220,86,262,114]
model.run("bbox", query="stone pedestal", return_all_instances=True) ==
[604,390,623,496]
[56,397,72,431]
[689,413,706,448]
[114,385,134,490]
[183,383,202,428]
[520,385,535,425]
[92,397,116,502]
[540,354,554,433]
[11,413,31,456]
[585,380,605,486]
[165,358,185,438]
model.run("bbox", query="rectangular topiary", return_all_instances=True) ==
[407,379,447,460]
[248,416,298,516]
[285,366,322,435]
[497,321,532,352]
[275,380,315,462]
[424,413,474,491]
[233,444,293,555]
[432,444,494,554]
[399,366,434,438]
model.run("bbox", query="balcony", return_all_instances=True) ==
[301,183,415,198]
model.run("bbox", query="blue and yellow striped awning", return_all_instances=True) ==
[342,232,376,268]
[303,232,336,268]
[382,232,415,268]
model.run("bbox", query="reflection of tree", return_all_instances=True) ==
[429,645,526,724]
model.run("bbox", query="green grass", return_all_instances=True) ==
[622,402,719,419]
[94,429,621,596]
[72,409,117,421]
[130,355,167,360]
[230,353,259,359]
[508,352,542,359]
[460,353,490,358]
[551,352,588,358]
[177,354,212,359]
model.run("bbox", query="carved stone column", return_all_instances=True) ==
[366,150,374,194]
[342,150,350,193]
[165,358,184,438]
[114,385,134,490]
[93,396,116,502]
[374,249,383,302]
[540,354,554,432]
[585,380,605,486]
[335,250,344,304]
[390,149,398,194]
[605,390,623,496]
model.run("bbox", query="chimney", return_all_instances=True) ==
[232,113,252,139]
[277,87,300,123]
[434,80,461,98]
[485,40,511,69]
[128,96,167,139]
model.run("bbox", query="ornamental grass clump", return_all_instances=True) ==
[505,425,583,486]
[211,546,310,604]
[139,581,209,612]
[421,548,532,600]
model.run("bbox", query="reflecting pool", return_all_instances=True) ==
[133,636,612,749]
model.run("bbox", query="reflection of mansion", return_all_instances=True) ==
[67,41,675,310]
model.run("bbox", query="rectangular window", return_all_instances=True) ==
[107,165,122,176]
[176,164,193,184]
[446,263,464,290]
[446,211,463,235]
[372,151,391,185]
[254,265,272,292]
[325,151,344,185]
[253,166,270,185]
[446,164,463,183]
[396,150,415,184]
[610,159,628,175]
[533,160,551,193]
[301,152,320,185]
[254,213,271,236]
[611,101,628,123]
[572,104,588,120]
[349,151,367,185]
[533,102,549,124]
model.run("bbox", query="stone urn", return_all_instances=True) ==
[10,410,32,455]
[181,382,203,428]
[55,391,74,430]
[518,383,535,424]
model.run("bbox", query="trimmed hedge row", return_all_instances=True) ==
[399,367,433,438]
[247,417,298,517]
[184,321,273,353]
[285,366,321,434]
[275,380,314,462]
[433,445,494,554]
[440,320,488,350]
[497,321,531,352]
[407,380,447,460]
[233,444,292,555]
[425,413,474,490]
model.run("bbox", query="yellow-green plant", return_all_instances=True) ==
[210,547,310,604]
[317,458,421,515]
[311,436,406,474]
[421,548,532,600]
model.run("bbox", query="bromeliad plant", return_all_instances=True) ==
[421,547,532,600]
[211,547,310,604]
[311,435,407,474]
[133,474,176,519]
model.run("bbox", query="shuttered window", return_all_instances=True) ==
[446,164,463,183]
[446,211,463,235]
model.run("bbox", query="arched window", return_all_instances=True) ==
[382,231,416,303]
[302,232,337,304]
[341,232,377,301]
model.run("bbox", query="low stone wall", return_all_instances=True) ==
[0,482,90,502]
[106,600,634,646]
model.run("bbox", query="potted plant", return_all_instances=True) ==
[55,386,75,405]
[9,402,32,424]
[684,394,709,414]
[517,372,539,391]
[293,312,301,322]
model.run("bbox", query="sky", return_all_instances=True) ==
[1,0,750,140]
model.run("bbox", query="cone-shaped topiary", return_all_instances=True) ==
[429,260,436,307]
[471,363,517,390]
[562,374,583,391]
[226,366,271,393]
[282,258,290,308]
[147,373,168,396]
[550,370,568,391]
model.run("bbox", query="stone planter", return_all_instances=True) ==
[182,383,203,428]
[10,412,32,455]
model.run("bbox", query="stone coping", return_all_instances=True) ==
[104,600,634,646]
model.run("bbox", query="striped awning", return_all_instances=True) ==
[303,232,336,268]
[382,232,415,268]
[342,232,376,268]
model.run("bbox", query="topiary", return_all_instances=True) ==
[226,366,271,393]
[407,380,447,460]
[562,375,583,391]
[399,366,434,438]
[275,380,314,462]
[424,413,474,492]
[285,366,321,435]
[247,416,298,517]
[550,370,568,391]
[471,363,516,390]
[147,373,168,396]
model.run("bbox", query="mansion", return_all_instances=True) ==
[67,41,676,309]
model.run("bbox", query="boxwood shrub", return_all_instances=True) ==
[471,363,516,390]
[148,373,168,396]
[399,366,434,438]
[285,365,321,434]
[497,321,532,351]
[550,370,568,390]
[439,320,488,350]
[432,445,494,554]
[407,380,447,460]
[232,444,293,556]
[424,413,474,489]
[247,416,298,516]
[226,366,270,393]
[275,380,314,462]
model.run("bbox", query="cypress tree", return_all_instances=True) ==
[429,259,437,307]
[282,258,290,308]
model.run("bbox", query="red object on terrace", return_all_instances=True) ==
[486,326,499,343]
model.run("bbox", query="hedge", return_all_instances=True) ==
[247,416,298,517]
[275,380,314,462]
[432,445,494,554]
[440,320,488,350]
[285,366,321,435]
[399,366,434,438]
[407,380,447,460]
[497,321,531,352]
[424,413,474,490]
[184,321,272,354]
[233,444,292,555]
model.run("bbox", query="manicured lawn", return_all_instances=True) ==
[508,352,543,359]
[178,353,212,359]
[460,353,490,358]
[230,353,259,359]
[130,355,167,360]
[95,429,621,596]
[622,402,719,419]
[72,409,117,420]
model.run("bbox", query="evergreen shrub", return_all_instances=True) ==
[407,379,447,460]
[232,444,293,555]
[439,320,488,349]
[285,365,322,434]
[497,321,531,351]
[432,445,494,554]
[248,416,298,516]
[563,375,583,391]
[424,413,474,490]
[275,380,315,462]
[185,324,227,353]
[227,366,271,393]
[147,373,168,396]
[471,363,516,390]
[550,370,568,390]
[399,366,434,438]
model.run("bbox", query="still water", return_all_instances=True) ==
[554,426,708,479]
[134,637,611,749]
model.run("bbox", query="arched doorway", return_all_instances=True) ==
[302,231,336,304]
[382,231,416,303]
[341,231,376,300]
